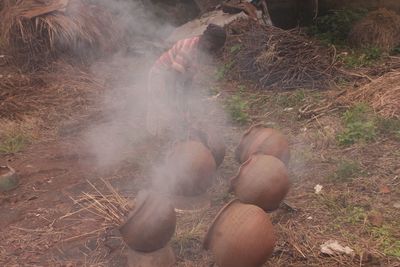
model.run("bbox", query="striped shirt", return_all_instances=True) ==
[153,36,200,73]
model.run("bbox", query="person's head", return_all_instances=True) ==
[198,24,226,53]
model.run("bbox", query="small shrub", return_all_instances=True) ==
[216,61,233,81]
[340,46,383,68]
[330,160,361,182]
[275,90,306,107]
[309,9,368,45]
[0,134,29,154]
[345,206,366,224]
[225,93,250,124]
[377,117,400,140]
[230,44,242,54]
[370,225,400,257]
[337,103,377,145]
[393,46,400,55]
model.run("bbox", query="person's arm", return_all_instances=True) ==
[172,50,192,73]
[171,51,196,90]
[171,61,185,73]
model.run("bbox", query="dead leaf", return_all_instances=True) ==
[320,240,355,257]
[367,211,383,227]
[379,184,390,194]
[314,184,323,194]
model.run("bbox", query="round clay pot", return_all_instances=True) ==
[153,141,216,196]
[0,166,19,192]
[119,190,176,252]
[204,200,276,267]
[231,154,289,212]
[188,128,226,168]
[235,124,290,165]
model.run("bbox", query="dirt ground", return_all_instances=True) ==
[1,53,400,267]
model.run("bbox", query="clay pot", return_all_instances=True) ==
[231,154,289,212]
[0,166,19,192]
[204,200,276,267]
[235,124,290,165]
[154,141,216,196]
[120,190,176,252]
[188,127,226,167]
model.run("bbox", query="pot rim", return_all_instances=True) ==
[0,165,16,177]
[191,129,225,167]
[203,199,240,250]
[234,123,265,161]
[229,155,256,192]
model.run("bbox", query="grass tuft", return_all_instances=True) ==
[224,92,250,124]
[0,134,29,154]
[329,160,361,182]
[337,103,377,146]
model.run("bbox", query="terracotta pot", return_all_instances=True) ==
[235,124,290,165]
[0,166,19,192]
[231,154,289,212]
[204,200,276,267]
[120,190,176,252]
[154,141,216,196]
[188,127,226,167]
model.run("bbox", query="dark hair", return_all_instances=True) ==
[200,23,226,51]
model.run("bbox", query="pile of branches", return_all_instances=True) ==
[348,8,400,52]
[0,60,104,120]
[338,71,400,119]
[223,19,343,90]
[0,0,121,68]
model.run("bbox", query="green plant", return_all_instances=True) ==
[309,8,368,45]
[345,206,366,224]
[392,46,400,55]
[377,117,400,139]
[330,160,361,182]
[225,93,250,124]
[340,47,383,68]
[0,134,29,154]
[230,44,242,54]
[209,86,220,95]
[318,193,348,214]
[274,90,306,107]
[370,225,400,257]
[337,103,377,145]
[238,85,246,93]
[216,61,233,80]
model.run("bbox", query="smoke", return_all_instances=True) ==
[81,0,173,169]
[83,0,227,191]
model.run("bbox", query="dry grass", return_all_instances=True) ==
[223,19,344,90]
[339,71,400,119]
[0,0,121,67]
[0,60,103,121]
[348,8,400,52]
[66,179,133,228]
[0,117,41,154]
[297,68,400,122]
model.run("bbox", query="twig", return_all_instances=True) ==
[63,227,108,242]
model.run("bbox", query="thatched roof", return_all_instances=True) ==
[0,0,121,67]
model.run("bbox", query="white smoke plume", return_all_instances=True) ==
[83,0,228,193]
